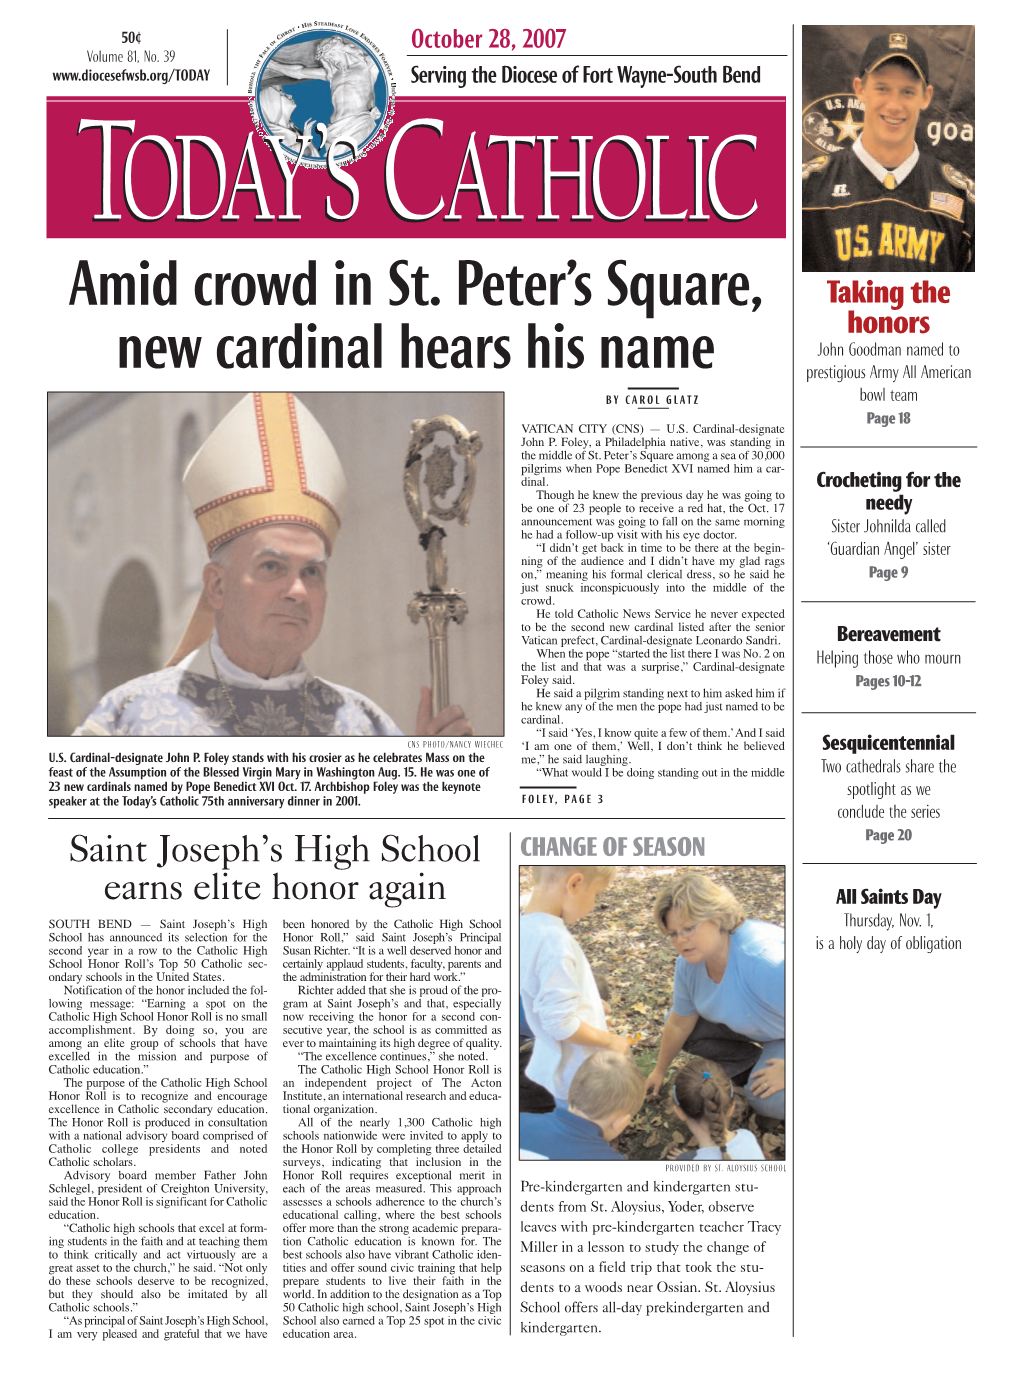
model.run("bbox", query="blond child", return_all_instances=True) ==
[520,864,628,1103]
[520,1050,645,1160]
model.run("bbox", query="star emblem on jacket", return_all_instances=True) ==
[832,110,863,142]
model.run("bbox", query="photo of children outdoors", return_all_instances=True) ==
[519,864,785,1162]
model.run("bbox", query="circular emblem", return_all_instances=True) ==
[249,25,394,167]
[801,93,865,156]
[942,163,975,203]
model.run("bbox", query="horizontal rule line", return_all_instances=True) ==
[801,861,976,865]
[799,711,975,715]
[799,445,977,449]
[376,94,784,104]
[515,805,787,817]
[799,600,975,603]
[403,53,788,59]
[52,815,534,822]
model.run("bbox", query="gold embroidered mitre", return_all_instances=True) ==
[184,392,346,554]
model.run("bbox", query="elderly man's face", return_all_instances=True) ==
[205,524,328,677]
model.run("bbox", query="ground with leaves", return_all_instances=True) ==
[519,864,786,1161]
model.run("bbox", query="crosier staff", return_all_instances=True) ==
[403,415,481,714]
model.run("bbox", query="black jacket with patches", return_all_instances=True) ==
[802,147,974,272]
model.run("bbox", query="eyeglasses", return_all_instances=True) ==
[665,922,701,944]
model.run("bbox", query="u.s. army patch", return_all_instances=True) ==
[802,96,864,154]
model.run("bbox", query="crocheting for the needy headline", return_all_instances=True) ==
[30,9,988,1367]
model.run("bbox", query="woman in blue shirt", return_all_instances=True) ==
[643,873,785,1119]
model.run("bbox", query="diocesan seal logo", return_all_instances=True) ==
[249,25,394,166]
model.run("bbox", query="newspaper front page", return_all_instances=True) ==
[21,4,999,1372]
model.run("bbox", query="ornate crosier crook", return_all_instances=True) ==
[403,416,482,714]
